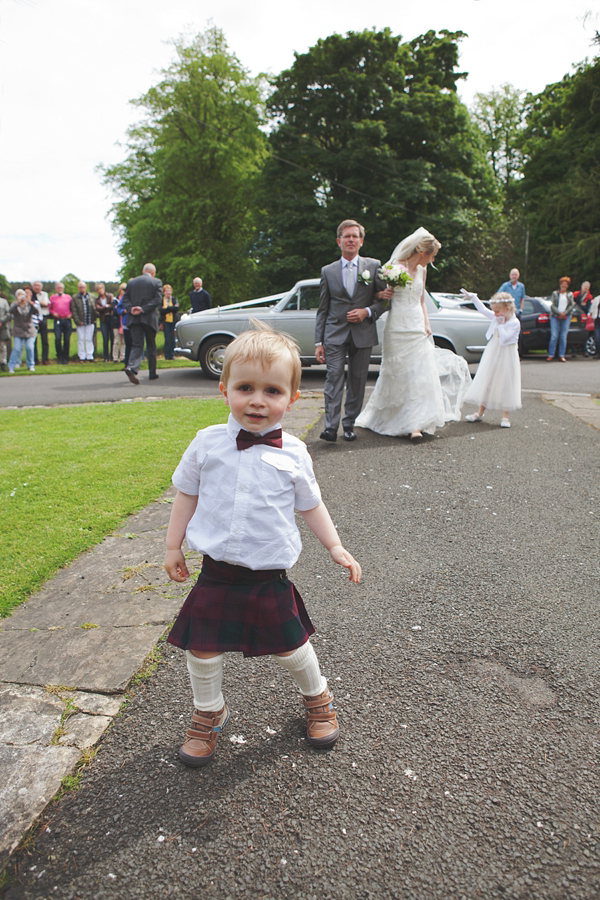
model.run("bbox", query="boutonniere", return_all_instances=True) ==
[357,270,372,285]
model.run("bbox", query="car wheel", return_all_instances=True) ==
[200,336,232,379]
[583,334,596,358]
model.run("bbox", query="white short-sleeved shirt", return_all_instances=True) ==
[172,414,322,570]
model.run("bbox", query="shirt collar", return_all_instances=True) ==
[342,255,359,267]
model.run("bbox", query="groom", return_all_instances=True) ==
[315,219,392,442]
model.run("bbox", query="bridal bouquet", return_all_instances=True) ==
[379,263,412,288]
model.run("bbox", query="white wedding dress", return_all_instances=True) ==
[356,265,471,436]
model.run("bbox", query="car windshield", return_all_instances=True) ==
[280,284,321,311]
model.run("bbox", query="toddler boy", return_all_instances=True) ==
[165,324,361,766]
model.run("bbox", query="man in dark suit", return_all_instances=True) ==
[189,277,212,313]
[122,263,162,384]
[315,219,392,442]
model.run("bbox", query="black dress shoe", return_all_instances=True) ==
[149,374,159,380]
[343,428,356,441]
[125,367,140,385]
[319,428,337,442]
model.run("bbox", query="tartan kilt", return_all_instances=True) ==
[167,555,315,658]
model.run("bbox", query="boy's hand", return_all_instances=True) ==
[164,549,190,582]
[329,545,362,583]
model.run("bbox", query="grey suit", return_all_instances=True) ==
[316,256,387,432]
[123,273,162,377]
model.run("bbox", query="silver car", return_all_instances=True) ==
[175,278,489,379]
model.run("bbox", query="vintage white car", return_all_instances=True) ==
[174,278,489,379]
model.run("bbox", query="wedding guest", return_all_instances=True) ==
[547,276,574,362]
[568,280,593,358]
[590,293,600,360]
[462,290,521,428]
[0,293,11,371]
[160,284,179,360]
[189,277,211,313]
[95,282,114,362]
[111,284,126,363]
[33,280,51,364]
[24,287,40,363]
[164,324,361,766]
[122,262,162,384]
[573,280,593,314]
[355,227,469,440]
[72,280,97,362]
[8,289,40,373]
[49,282,73,364]
[116,283,132,368]
[498,268,526,314]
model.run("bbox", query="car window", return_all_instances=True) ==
[522,299,535,315]
[282,292,299,312]
[299,286,321,310]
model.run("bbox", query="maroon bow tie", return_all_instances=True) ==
[236,428,283,451]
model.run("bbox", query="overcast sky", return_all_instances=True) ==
[0,0,597,283]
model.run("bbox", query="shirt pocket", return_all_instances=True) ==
[260,450,295,493]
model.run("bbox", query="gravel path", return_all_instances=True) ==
[4,397,599,899]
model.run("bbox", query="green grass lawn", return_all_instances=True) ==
[1,397,229,617]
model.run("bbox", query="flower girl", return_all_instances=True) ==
[461,290,521,428]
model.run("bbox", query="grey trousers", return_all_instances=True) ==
[128,323,157,377]
[323,337,371,432]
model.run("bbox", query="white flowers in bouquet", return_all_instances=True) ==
[379,263,412,288]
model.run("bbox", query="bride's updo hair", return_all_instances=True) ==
[413,233,441,257]
[387,226,441,265]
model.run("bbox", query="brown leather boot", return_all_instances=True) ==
[179,704,229,767]
[302,688,339,748]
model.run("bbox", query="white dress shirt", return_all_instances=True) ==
[172,414,322,570]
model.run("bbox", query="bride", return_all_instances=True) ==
[356,227,470,439]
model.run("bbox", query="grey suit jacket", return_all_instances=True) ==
[123,274,163,331]
[315,256,387,348]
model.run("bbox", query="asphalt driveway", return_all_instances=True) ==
[4,394,599,899]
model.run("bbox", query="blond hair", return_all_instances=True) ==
[221,320,302,394]
[490,291,515,312]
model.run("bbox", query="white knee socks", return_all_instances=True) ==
[273,641,327,697]
[186,652,224,712]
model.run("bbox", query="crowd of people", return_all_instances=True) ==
[0,275,212,373]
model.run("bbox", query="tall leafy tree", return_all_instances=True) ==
[520,48,600,292]
[470,85,529,290]
[101,28,267,304]
[471,84,526,201]
[256,28,499,293]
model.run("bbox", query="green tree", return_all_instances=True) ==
[520,49,600,292]
[101,27,267,305]
[256,28,499,294]
[61,274,81,297]
[0,273,10,297]
[471,84,526,201]
[470,85,529,290]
